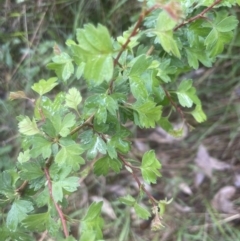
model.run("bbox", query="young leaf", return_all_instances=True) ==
[141,150,161,184]
[133,100,162,128]
[72,24,113,84]
[191,105,207,123]
[32,77,58,96]
[158,198,173,216]
[17,149,30,163]
[55,143,85,170]
[51,113,76,137]
[51,53,74,81]
[7,200,34,231]
[155,30,181,58]
[134,203,151,220]
[65,87,82,110]
[156,10,177,32]
[18,117,40,136]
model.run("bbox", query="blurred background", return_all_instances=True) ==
[1,1,240,240]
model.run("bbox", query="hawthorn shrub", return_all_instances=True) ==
[1,0,239,240]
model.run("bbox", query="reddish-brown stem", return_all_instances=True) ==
[44,167,69,238]
[16,180,29,196]
[108,4,161,93]
[118,155,157,206]
[163,86,185,121]
[174,0,222,31]
[70,113,94,136]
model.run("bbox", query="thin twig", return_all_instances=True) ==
[70,113,94,136]
[108,4,161,93]
[44,167,69,238]
[162,86,185,122]
[118,155,157,206]
[16,180,28,195]
[38,230,48,241]
[174,0,223,31]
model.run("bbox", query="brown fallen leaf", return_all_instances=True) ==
[194,145,231,187]
[179,182,193,196]
[211,186,237,214]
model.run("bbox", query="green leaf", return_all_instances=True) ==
[191,105,207,123]
[141,150,161,184]
[62,61,74,81]
[158,198,173,216]
[119,195,136,206]
[105,95,118,115]
[87,136,107,159]
[55,143,85,170]
[52,52,72,63]
[176,92,193,108]
[81,202,104,239]
[51,53,74,81]
[7,200,34,231]
[83,201,103,221]
[216,16,238,32]
[22,212,50,231]
[65,87,82,110]
[133,100,162,128]
[61,176,80,192]
[30,136,52,159]
[17,149,30,163]
[79,231,96,241]
[129,55,150,77]
[108,136,130,154]
[31,77,58,96]
[18,117,40,136]
[156,10,177,31]
[19,161,44,180]
[176,80,200,108]
[72,24,113,84]
[0,171,15,198]
[94,155,122,176]
[52,113,76,137]
[52,176,80,202]
[134,203,151,220]
[156,31,181,58]
[128,55,150,100]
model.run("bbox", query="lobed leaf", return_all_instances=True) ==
[7,200,34,231]
[65,87,82,110]
[32,77,58,96]
[18,117,40,136]
[141,150,161,184]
